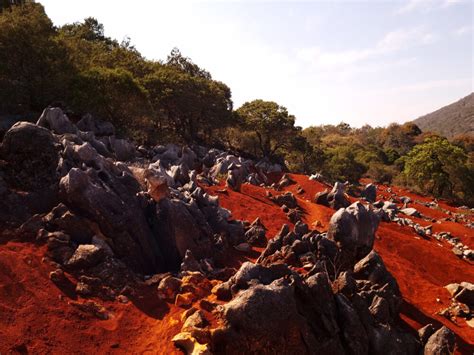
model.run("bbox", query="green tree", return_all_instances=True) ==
[403,136,473,202]
[143,64,232,143]
[166,47,211,79]
[58,18,150,78]
[0,2,71,113]
[324,145,367,183]
[379,122,421,155]
[236,99,298,158]
[0,0,26,12]
[284,134,325,174]
[70,67,152,141]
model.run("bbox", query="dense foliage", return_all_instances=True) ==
[1,1,472,205]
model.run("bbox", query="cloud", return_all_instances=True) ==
[396,0,431,14]
[377,27,436,51]
[395,0,464,14]
[297,27,436,68]
[376,78,471,94]
[442,0,464,7]
[453,25,472,36]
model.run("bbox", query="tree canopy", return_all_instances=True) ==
[402,137,474,203]
[236,100,299,158]
[1,1,473,206]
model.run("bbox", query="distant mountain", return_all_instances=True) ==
[413,93,474,139]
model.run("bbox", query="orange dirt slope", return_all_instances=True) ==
[206,174,474,353]
[0,173,473,353]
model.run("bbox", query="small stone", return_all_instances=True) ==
[452,247,463,258]
[175,292,195,308]
[49,269,66,284]
[234,243,252,253]
[445,283,460,297]
[181,307,198,322]
[199,299,217,312]
[117,295,129,304]
[66,244,105,269]
[418,324,435,345]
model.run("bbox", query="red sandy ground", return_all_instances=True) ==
[0,174,473,353]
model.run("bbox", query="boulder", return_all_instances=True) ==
[335,293,369,355]
[423,326,455,355]
[353,250,401,315]
[315,183,350,210]
[226,261,292,293]
[226,165,242,192]
[271,192,298,209]
[60,168,164,274]
[294,221,309,237]
[45,203,95,244]
[180,250,202,273]
[327,182,351,210]
[157,275,182,301]
[453,282,474,306]
[144,170,169,202]
[332,271,357,297]
[327,202,380,262]
[1,121,59,191]
[76,114,115,136]
[109,137,135,161]
[46,231,75,264]
[155,198,213,271]
[369,295,390,324]
[400,208,421,218]
[276,173,294,190]
[36,107,77,135]
[211,279,318,354]
[66,244,106,269]
[315,189,330,205]
[172,332,211,355]
[362,183,377,202]
[418,324,435,345]
[301,272,341,338]
[179,146,198,170]
[309,173,323,181]
[244,218,267,246]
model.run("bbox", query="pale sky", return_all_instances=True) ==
[39,0,473,128]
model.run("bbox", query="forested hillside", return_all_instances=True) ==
[1,1,473,206]
[413,93,474,139]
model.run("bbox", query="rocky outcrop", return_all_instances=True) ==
[210,254,416,354]
[423,326,455,354]
[1,121,59,191]
[0,122,61,225]
[76,114,115,136]
[0,106,436,354]
[361,183,376,202]
[37,107,78,135]
[155,198,214,271]
[0,108,254,277]
[315,182,351,210]
[59,167,164,274]
[327,201,380,265]
[212,278,328,354]
[207,194,419,354]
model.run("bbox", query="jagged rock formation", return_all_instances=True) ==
[0,107,279,279]
[205,201,421,354]
[315,182,351,210]
[0,107,464,354]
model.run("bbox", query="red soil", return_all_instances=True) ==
[0,174,472,353]
[0,241,183,354]
[206,175,474,353]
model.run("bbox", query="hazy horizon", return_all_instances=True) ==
[39,0,473,128]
